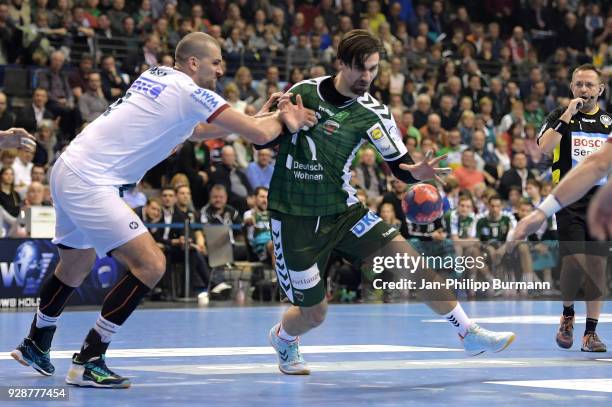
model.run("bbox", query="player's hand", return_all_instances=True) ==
[279,94,317,133]
[587,184,612,240]
[512,210,547,241]
[0,128,36,152]
[257,91,283,115]
[399,150,451,185]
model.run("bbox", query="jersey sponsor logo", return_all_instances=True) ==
[323,119,340,135]
[289,263,321,290]
[571,132,609,185]
[148,66,168,76]
[129,77,166,100]
[351,211,382,237]
[367,123,398,158]
[190,87,220,112]
[129,221,139,230]
[601,115,612,126]
[581,118,596,123]
[332,111,350,122]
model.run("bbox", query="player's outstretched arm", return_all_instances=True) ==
[191,94,316,144]
[513,141,612,240]
[0,128,36,152]
[190,92,285,141]
[588,179,612,240]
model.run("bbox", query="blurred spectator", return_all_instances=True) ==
[23,181,46,207]
[243,186,273,262]
[246,148,274,189]
[354,147,386,201]
[8,0,30,26]
[256,66,281,99]
[209,145,252,213]
[100,55,129,101]
[0,91,15,130]
[32,120,56,166]
[0,166,21,217]
[413,94,432,129]
[200,184,241,244]
[68,53,94,99]
[419,113,447,146]
[124,33,160,76]
[12,149,34,196]
[381,178,409,239]
[498,152,534,200]
[78,72,108,123]
[437,128,466,170]
[453,150,485,192]
[234,66,259,104]
[108,0,129,35]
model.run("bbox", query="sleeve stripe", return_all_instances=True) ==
[206,103,230,123]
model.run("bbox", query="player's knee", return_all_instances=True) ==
[301,301,328,328]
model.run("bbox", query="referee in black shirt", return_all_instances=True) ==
[537,64,609,353]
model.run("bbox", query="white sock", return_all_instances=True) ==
[36,309,58,328]
[444,303,473,337]
[277,323,297,342]
[93,315,121,343]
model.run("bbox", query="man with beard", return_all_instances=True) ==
[262,29,515,376]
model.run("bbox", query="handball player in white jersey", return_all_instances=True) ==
[10,32,316,388]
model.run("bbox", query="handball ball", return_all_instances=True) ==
[402,183,443,225]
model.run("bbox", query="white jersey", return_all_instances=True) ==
[61,66,229,185]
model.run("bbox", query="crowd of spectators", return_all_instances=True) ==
[0,0,611,299]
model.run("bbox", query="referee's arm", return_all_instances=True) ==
[537,98,584,154]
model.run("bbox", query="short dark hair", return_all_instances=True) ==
[337,29,383,70]
[254,186,268,196]
[572,63,602,82]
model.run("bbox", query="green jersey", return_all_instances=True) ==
[475,213,517,242]
[445,210,476,239]
[268,77,407,216]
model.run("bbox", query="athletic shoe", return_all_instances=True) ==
[10,325,56,376]
[268,324,310,375]
[556,315,574,349]
[461,324,516,356]
[581,331,607,352]
[65,353,130,388]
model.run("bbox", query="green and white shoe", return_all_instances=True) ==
[268,324,310,375]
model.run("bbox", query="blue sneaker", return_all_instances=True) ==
[268,324,310,375]
[461,324,516,356]
[11,326,56,376]
[66,353,131,389]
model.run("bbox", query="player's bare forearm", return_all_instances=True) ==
[211,107,283,145]
[553,143,612,207]
[190,123,229,141]
[538,129,562,154]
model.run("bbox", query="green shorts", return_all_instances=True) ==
[270,205,399,307]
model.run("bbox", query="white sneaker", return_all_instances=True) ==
[268,324,310,375]
[461,324,516,356]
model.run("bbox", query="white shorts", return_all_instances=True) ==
[50,158,146,257]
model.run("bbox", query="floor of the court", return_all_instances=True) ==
[1,301,611,406]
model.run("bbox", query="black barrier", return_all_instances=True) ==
[0,239,126,308]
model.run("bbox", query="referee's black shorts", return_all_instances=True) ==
[557,207,609,257]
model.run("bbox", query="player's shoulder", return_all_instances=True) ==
[286,77,321,94]
[356,92,392,121]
